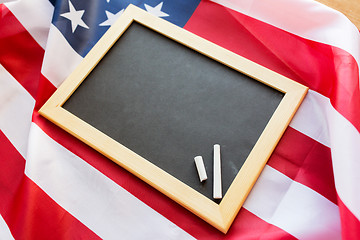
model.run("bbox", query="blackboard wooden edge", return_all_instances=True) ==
[39,4,308,234]
[39,101,228,232]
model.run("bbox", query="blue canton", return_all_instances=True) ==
[51,0,200,57]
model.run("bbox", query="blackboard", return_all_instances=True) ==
[39,5,307,233]
[63,22,284,201]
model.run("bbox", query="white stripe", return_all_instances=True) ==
[244,166,341,240]
[0,214,14,240]
[0,64,35,158]
[290,90,360,220]
[290,90,330,147]
[295,90,360,214]
[5,0,54,49]
[329,116,360,221]
[25,123,195,240]
[41,24,83,88]
[211,0,360,70]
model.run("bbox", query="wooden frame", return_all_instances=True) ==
[39,5,308,233]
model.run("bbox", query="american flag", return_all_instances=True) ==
[1,0,359,239]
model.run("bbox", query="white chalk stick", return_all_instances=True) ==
[194,156,207,182]
[213,144,222,199]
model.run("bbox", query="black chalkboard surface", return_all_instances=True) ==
[63,22,284,201]
[39,5,307,233]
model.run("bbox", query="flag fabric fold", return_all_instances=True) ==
[0,0,359,239]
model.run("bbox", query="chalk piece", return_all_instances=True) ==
[213,144,222,199]
[194,156,207,182]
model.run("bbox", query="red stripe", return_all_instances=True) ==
[0,5,56,108]
[0,5,44,99]
[0,131,100,239]
[338,197,360,239]
[268,127,337,204]
[184,1,360,132]
[34,74,57,111]
[226,209,296,239]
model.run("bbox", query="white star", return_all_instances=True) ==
[144,2,169,18]
[99,9,124,27]
[60,0,89,33]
